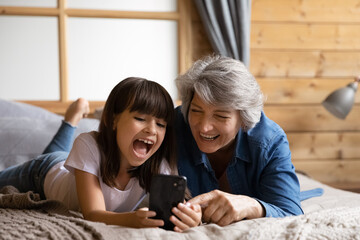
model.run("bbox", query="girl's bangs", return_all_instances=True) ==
[129,82,173,123]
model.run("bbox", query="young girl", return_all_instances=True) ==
[0,77,201,232]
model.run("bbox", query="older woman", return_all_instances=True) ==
[173,55,303,226]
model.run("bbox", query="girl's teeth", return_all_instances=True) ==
[139,139,154,145]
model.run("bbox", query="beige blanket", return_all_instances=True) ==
[1,175,360,240]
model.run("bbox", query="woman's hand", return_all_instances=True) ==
[188,190,265,226]
[129,207,165,228]
[170,202,202,232]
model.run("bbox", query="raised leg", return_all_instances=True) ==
[43,98,89,154]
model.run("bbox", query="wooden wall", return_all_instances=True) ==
[190,0,360,192]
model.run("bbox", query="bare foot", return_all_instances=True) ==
[64,98,90,126]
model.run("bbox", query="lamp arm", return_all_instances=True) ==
[355,76,360,83]
[350,77,359,90]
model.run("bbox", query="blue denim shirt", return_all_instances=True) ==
[175,106,304,217]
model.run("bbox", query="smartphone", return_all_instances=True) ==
[149,174,187,230]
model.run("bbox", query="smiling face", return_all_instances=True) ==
[114,109,167,169]
[188,93,242,154]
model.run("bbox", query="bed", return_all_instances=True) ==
[1,98,360,240]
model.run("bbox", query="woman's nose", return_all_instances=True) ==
[199,117,213,132]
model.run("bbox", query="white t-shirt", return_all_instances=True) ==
[43,132,171,212]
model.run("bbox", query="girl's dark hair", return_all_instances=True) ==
[96,77,176,193]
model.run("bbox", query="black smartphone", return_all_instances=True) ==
[149,174,187,230]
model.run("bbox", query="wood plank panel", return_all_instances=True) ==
[249,0,360,192]
[327,182,360,192]
[178,0,193,74]
[59,0,68,102]
[293,159,360,185]
[264,105,360,132]
[0,7,59,16]
[0,7,179,20]
[258,78,360,104]
[250,51,360,77]
[288,132,360,160]
[189,0,213,61]
[66,9,179,20]
[251,23,360,50]
[252,0,360,23]
[20,100,105,115]
[192,21,213,60]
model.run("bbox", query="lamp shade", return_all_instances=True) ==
[322,81,358,119]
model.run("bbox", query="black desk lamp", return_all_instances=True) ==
[322,76,359,119]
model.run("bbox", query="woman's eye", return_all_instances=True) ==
[215,115,229,119]
[190,108,201,113]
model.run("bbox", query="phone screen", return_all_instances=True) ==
[149,174,187,230]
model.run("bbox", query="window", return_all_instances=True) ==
[0,0,192,112]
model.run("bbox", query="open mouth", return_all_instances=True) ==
[200,133,219,141]
[133,138,154,156]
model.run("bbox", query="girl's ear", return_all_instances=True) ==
[113,114,119,130]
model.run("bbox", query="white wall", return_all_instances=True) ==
[0,16,60,100]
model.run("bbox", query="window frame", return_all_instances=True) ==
[0,0,192,113]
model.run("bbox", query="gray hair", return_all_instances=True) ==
[175,55,264,130]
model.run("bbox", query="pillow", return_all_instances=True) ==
[0,99,100,171]
[0,98,63,121]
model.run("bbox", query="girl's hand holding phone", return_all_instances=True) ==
[131,208,165,228]
[170,202,202,232]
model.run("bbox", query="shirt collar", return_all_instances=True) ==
[233,129,251,163]
[190,136,205,166]
[189,137,212,172]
